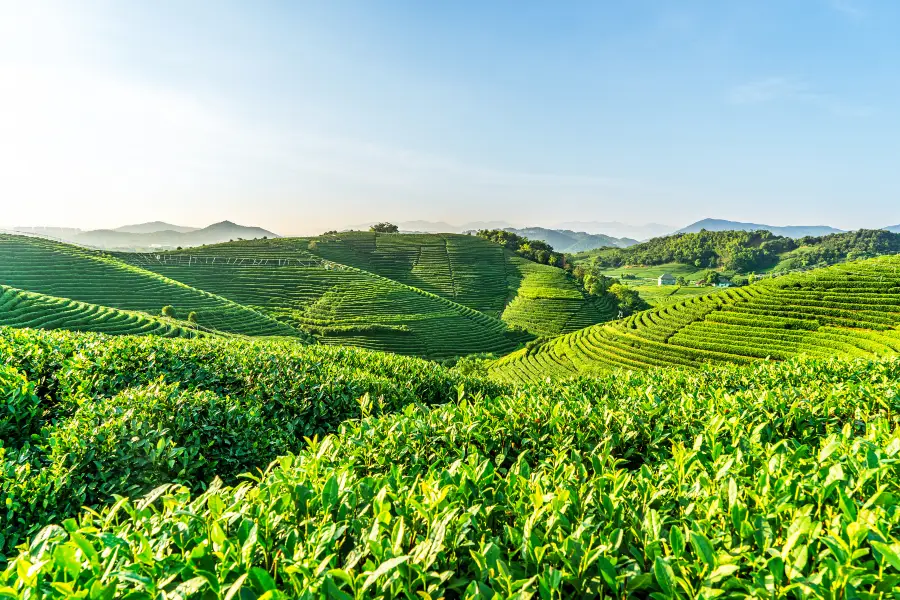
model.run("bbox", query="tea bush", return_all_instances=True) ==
[4,355,900,597]
[0,327,501,553]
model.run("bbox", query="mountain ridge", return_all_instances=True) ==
[676,218,844,238]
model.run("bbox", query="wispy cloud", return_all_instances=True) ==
[830,0,867,19]
[728,77,808,105]
[727,77,873,117]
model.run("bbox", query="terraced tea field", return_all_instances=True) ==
[0,235,304,339]
[118,232,613,343]
[492,255,900,382]
[0,286,195,337]
[120,251,524,360]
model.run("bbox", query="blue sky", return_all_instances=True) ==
[1,0,898,234]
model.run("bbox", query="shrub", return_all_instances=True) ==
[161,305,177,318]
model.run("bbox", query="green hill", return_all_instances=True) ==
[575,228,900,274]
[0,285,196,337]
[126,232,616,339]
[0,234,305,339]
[118,247,525,360]
[491,255,900,382]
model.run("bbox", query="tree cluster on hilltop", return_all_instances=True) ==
[476,229,566,268]
[578,228,900,273]
[782,229,900,269]
[478,229,649,315]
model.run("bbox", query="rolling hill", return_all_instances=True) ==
[0,234,305,339]
[491,255,900,382]
[118,246,527,360]
[118,232,616,350]
[0,285,197,337]
[676,218,843,238]
[574,228,900,276]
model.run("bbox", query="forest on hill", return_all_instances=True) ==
[575,228,900,273]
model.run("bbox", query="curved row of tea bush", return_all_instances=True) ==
[120,252,527,360]
[0,286,194,338]
[492,255,900,382]
[0,235,305,339]
[4,355,900,597]
[0,327,502,552]
[134,233,615,340]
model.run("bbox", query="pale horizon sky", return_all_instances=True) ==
[2,1,899,235]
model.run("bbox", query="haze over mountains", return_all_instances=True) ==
[675,219,844,239]
[8,221,277,250]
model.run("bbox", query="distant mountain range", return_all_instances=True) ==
[10,221,278,250]
[501,227,637,252]
[553,221,675,241]
[675,219,844,239]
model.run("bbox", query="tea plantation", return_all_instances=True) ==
[492,255,900,382]
[0,235,304,340]
[118,249,525,360]
[0,286,195,338]
[3,326,900,597]
[128,233,612,338]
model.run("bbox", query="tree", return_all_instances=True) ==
[608,283,650,316]
[187,311,198,324]
[370,222,399,233]
[676,276,687,286]
[701,270,720,285]
[161,305,177,318]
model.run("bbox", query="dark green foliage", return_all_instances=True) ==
[160,305,176,318]
[476,229,565,267]
[0,366,41,446]
[581,229,790,272]
[577,228,900,274]
[369,222,399,233]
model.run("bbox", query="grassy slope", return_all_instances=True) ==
[630,284,714,307]
[491,255,900,382]
[0,235,305,340]
[0,285,196,338]
[117,243,525,360]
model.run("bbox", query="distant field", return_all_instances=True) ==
[593,262,706,282]
[630,284,713,306]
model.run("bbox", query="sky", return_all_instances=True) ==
[1,0,899,235]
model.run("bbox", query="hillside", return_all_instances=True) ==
[575,228,900,275]
[119,246,526,360]
[500,226,636,252]
[0,285,196,337]
[0,234,305,339]
[227,233,613,328]
[676,218,843,238]
[3,327,900,594]
[491,255,900,382]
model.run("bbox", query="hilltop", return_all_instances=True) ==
[491,254,900,382]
